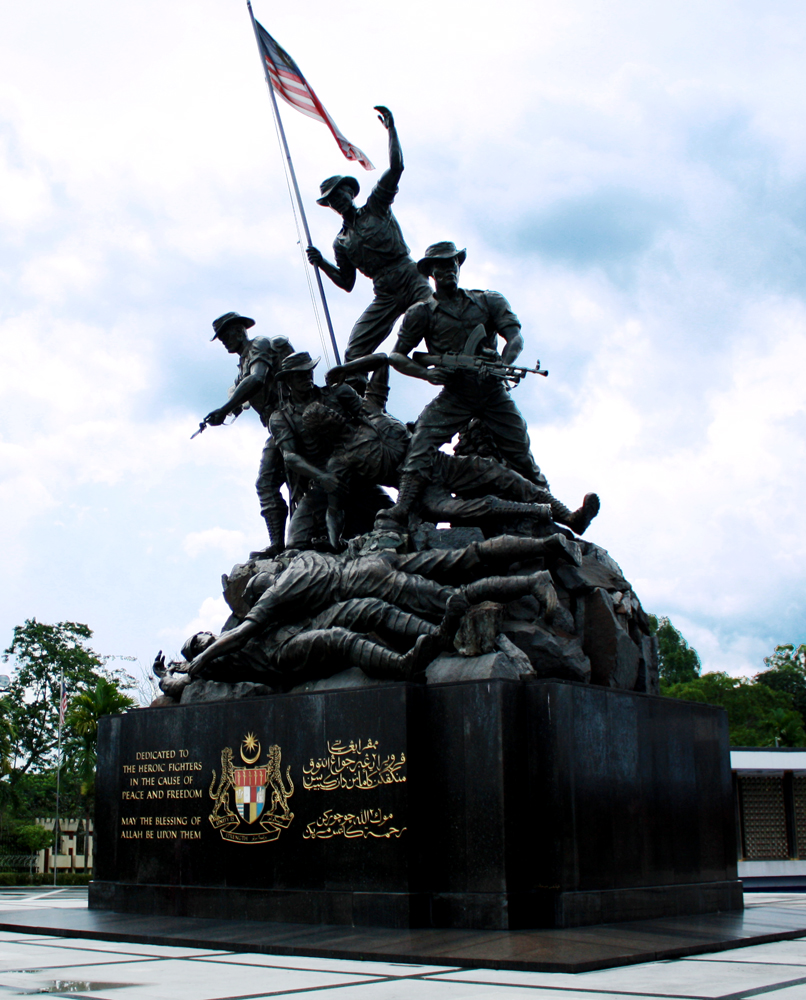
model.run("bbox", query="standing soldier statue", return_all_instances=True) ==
[384,242,598,529]
[306,106,432,364]
[198,312,294,554]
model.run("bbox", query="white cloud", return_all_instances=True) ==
[1,0,806,682]
[183,528,247,560]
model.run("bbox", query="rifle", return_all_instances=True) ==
[411,351,548,387]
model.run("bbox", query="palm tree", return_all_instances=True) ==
[65,678,136,871]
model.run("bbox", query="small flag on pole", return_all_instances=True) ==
[59,680,68,728]
[253,21,374,171]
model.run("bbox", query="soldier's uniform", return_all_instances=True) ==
[334,175,432,361]
[234,336,293,538]
[395,289,544,485]
[269,384,388,546]
[242,540,536,632]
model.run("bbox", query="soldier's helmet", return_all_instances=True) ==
[316,175,360,206]
[416,241,467,276]
[277,351,320,376]
[211,311,255,341]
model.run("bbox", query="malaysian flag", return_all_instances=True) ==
[253,21,374,171]
[59,679,68,728]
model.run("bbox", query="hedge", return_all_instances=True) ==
[0,872,92,886]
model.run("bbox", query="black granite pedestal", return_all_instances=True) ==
[90,679,741,930]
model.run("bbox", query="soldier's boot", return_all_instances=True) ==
[486,499,553,524]
[530,569,558,624]
[474,532,581,567]
[250,506,287,559]
[351,633,438,682]
[437,593,471,649]
[365,364,390,411]
[377,608,440,640]
[547,493,600,536]
[375,472,427,529]
[462,570,558,623]
[538,533,582,566]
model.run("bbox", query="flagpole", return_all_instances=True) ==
[53,666,63,888]
[246,0,341,365]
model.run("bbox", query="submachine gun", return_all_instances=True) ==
[412,324,548,388]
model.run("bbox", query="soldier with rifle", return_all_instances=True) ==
[380,241,567,527]
[196,312,293,554]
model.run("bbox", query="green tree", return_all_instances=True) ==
[0,699,14,779]
[3,620,105,783]
[756,643,806,733]
[11,822,54,853]
[64,677,136,870]
[664,672,806,746]
[764,643,806,672]
[648,614,701,687]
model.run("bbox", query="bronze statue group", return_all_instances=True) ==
[154,108,602,702]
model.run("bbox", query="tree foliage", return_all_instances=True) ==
[2,620,105,782]
[64,677,137,870]
[64,678,137,800]
[2,619,135,784]
[0,620,137,861]
[648,614,701,686]
[756,643,806,734]
[664,672,806,747]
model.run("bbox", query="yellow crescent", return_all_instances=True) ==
[241,740,261,765]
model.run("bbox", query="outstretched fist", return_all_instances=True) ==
[374,105,394,130]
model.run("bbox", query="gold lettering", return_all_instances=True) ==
[303,808,406,841]
[303,739,406,791]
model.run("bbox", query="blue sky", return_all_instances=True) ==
[2,0,805,693]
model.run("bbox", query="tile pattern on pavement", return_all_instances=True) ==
[0,889,804,999]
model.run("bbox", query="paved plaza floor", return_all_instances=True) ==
[0,889,804,999]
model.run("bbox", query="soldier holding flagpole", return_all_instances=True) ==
[307,107,433,365]
[246,4,376,366]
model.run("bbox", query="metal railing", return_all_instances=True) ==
[0,854,39,875]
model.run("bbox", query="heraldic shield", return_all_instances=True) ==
[234,765,266,824]
[209,733,294,843]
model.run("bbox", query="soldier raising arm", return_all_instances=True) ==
[306,107,432,362]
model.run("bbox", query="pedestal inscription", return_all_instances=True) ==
[91,679,742,930]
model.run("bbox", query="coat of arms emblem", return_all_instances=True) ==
[208,733,294,843]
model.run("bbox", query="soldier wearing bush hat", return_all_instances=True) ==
[306,106,432,365]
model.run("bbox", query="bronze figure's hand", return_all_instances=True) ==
[426,368,450,385]
[306,246,324,267]
[204,408,228,426]
[374,105,394,130]
[325,364,347,385]
[318,471,341,494]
